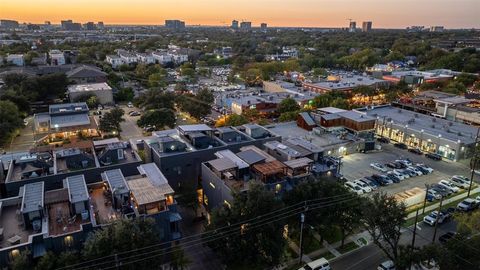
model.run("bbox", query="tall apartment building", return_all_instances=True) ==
[165,20,185,30]
[84,22,96,30]
[231,20,239,29]
[349,21,357,32]
[0,19,19,29]
[240,21,252,30]
[61,20,82,31]
[261,23,268,30]
[362,21,372,32]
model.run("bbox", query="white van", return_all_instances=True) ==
[298,257,331,270]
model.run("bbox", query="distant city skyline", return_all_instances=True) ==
[1,0,479,29]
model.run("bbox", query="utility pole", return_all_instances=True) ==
[468,127,480,197]
[409,208,420,269]
[114,253,120,270]
[422,184,429,214]
[432,195,444,243]
[298,212,305,264]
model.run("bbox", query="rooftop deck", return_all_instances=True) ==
[46,201,89,236]
[0,206,33,248]
[89,187,120,225]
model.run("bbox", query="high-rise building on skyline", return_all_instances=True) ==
[261,23,267,30]
[231,20,239,29]
[362,21,372,32]
[0,19,19,29]
[97,21,104,29]
[349,21,356,32]
[61,19,82,31]
[240,21,252,30]
[430,26,444,32]
[84,22,96,30]
[165,20,185,30]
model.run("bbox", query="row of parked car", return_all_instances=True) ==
[377,137,443,161]
[426,175,473,201]
[344,159,434,195]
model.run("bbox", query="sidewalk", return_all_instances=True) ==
[407,187,480,219]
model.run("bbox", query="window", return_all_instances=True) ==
[118,149,124,159]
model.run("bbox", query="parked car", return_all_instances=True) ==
[403,168,418,177]
[359,178,379,190]
[407,166,424,176]
[390,170,405,180]
[298,257,331,270]
[129,111,141,116]
[385,162,400,169]
[372,174,393,185]
[344,181,364,195]
[439,232,456,244]
[431,184,452,196]
[377,137,390,143]
[394,143,408,149]
[378,260,395,270]
[127,102,133,108]
[423,211,448,226]
[353,180,373,193]
[457,198,479,212]
[416,164,433,174]
[427,189,442,200]
[386,173,401,183]
[438,180,460,193]
[451,175,472,188]
[395,159,413,166]
[393,169,409,179]
[370,162,387,172]
[408,148,422,155]
[425,153,442,160]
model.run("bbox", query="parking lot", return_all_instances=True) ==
[341,143,478,195]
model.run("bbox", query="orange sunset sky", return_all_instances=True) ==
[1,0,479,28]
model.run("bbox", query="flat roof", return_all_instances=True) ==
[236,149,266,165]
[208,157,237,172]
[93,138,120,147]
[21,182,44,213]
[128,178,168,205]
[337,111,376,123]
[178,124,212,133]
[364,105,478,144]
[137,163,174,194]
[264,141,302,158]
[286,137,323,153]
[253,160,286,175]
[317,107,347,114]
[306,74,387,91]
[102,169,130,195]
[284,157,314,169]
[50,114,90,128]
[66,174,89,203]
[68,82,112,93]
[215,150,249,169]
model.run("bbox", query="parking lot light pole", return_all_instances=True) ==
[432,195,444,244]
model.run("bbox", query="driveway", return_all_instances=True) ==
[5,116,36,152]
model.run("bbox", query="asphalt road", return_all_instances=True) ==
[330,219,458,270]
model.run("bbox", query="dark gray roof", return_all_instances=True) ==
[21,182,44,213]
[66,65,107,78]
[299,112,315,126]
[236,149,266,165]
[102,169,130,195]
[49,102,89,114]
[208,157,237,171]
[66,175,89,203]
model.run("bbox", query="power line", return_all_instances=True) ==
[69,196,361,270]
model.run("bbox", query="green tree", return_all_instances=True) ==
[99,107,125,133]
[135,89,176,111]
[225,114,249,126]
[443,81,467,95]
[36,251,80,270]
[115,87,135,102]
[205,183,286,269]
[170,246,191,270]
[148,72,167,88]
[10,250,32,270]
[82,218,165,269]
[0,100,23,146]
[279,111,298,122]
[137,108,176,129]
[363,193,407,265]
[454,73,478,87]
[277,97,300,114]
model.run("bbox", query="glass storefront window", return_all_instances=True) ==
[438,146,456,160]
[421,141,437,153]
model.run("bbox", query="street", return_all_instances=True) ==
[330,220,458,270]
